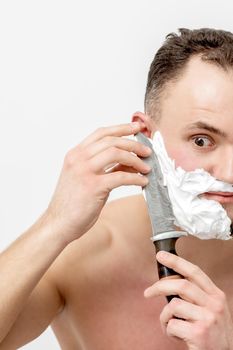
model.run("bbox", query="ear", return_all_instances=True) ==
[131,111,157,139]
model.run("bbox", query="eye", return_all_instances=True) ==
[192,135,214,148]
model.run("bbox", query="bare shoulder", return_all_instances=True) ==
[102,194,151,234]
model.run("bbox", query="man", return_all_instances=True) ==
[0,28,233,349]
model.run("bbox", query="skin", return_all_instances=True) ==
[1,56,233,350]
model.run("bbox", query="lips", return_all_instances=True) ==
[203,192,233,204]
[206,192,233,197]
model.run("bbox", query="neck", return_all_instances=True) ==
[176,235,233,282]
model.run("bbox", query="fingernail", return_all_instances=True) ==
[144,164,151,171]
[131,122,140,130]
[142,176,149,185]
[144,288,152,298]
[144,146,152,155]
[156,251,169,259]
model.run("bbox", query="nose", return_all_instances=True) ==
[212,148,233,185]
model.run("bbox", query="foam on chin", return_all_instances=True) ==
[152,131,233,240]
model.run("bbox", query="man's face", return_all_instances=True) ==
[153,56,233,219]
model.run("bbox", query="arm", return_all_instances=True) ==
[0,216,66,346]
[0,122,151,347]
[0,269,63,349]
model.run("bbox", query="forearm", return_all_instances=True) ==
[0,122,149,343]
[0,212,68,342]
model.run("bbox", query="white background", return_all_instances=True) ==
[0,0,232,348]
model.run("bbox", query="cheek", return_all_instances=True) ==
[167,147,201,172]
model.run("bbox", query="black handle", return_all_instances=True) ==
[153,237,182,303]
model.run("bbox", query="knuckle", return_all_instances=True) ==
[129,139,139,152]
[103,135,113,143]
[64,149,76,168]
[215,301,225,315]
[170,297,182,308]
[82,147,92,159]
[180,279,189,290]
[217,289,226,303]
[166,318,176,336]
[194,322,208,338]
[108,146,118,158]
[205,310,216,327]
[213,292,226,314]
[190,263,201,276]
[95,126,106,135]
[65,147,88,169]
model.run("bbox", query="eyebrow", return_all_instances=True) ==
[185,121,227,138]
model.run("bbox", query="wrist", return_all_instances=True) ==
[34,210,73,249]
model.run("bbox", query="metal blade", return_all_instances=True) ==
[135,132,177,238]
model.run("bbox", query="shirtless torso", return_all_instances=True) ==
[47,195,233,350]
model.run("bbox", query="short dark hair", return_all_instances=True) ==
[145,28,233,120]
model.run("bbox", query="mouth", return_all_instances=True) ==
[202,192,233,204]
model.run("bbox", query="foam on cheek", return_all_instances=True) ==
[152,131,233,240]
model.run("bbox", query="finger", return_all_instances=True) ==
[84,136,152,159]
[80,122,143,147]
[166,318,193,340]
[102,172,149,189]
[108,164,139,173]
[155,251,217,294]
[160,297,203,332]
[144,278,208,306]
[90,148,151,174]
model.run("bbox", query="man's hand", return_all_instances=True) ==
[46,122,151,242]
[144,251,233,350]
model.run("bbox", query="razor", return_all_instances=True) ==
[135,132,187,302]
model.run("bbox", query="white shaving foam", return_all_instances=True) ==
[152,131,233,240]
